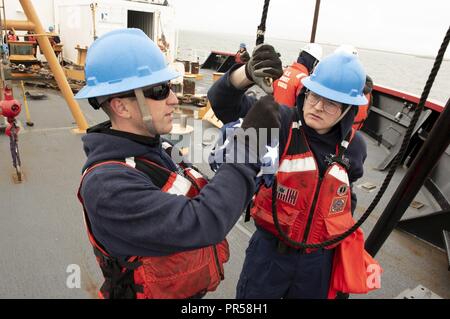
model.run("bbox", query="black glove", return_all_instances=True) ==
[242,95,281,131]
[240,51,250,63]
[225,96,280,171]
[241,95,281,165]
[245,44,283,85]
[364,75,373,95]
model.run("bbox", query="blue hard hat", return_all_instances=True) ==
[75,28,179,100]
[301,52,367,105]
[240,43,246,48]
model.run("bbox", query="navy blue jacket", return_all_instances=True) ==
[207,65,367,212]
[80,122,257,258]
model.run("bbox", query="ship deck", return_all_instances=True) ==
[0,70,449,299]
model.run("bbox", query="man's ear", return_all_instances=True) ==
[109,98,131,119]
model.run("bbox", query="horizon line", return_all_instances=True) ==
[177,28,448,60]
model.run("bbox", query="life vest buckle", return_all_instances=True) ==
[325,154,350,170]
[277,240,289,254]
[276,240,306,254]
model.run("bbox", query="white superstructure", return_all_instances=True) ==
[3,0,177,63]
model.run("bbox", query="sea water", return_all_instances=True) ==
[177,30,450,104]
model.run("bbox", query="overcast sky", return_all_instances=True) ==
[169,0,449,57]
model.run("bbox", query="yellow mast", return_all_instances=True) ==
[4,0,89,132]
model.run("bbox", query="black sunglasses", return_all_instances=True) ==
[118,82,172,101]
[88,82,172,109]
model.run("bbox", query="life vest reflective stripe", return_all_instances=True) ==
[328,165,350,185]
[273,63,309,107]
[353,93,372,130]
[124,157,136,167]
[278,157,316,173]
[78,157,229,299]
[184,167,208,190]
[162,173,193,195]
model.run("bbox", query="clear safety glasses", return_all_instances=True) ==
[306,91,343,115]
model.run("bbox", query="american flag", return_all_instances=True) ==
[277,185,299,206]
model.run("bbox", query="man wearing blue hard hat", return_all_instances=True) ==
[208,44,381,298]
[75,28,280,299]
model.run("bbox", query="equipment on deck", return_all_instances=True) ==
[0,85,23,182]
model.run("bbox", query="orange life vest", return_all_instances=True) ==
[328,227,382,298]
[251,112,355,249]
[7,34,18,41]
[78,156,229,299]
[251,111,381,297]
[273,63,309,107]
[352,93,372,130]
[235,50,247,64]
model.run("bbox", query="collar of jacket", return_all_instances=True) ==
[86,121,161,147]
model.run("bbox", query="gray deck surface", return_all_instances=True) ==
[0,73,448,299]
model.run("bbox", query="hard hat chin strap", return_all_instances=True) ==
[332,105,353,127]
[134,88,157,136]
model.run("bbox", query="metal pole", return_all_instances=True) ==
[310,0,321,43]
[1,0,7,38]
[20,80,33,126]
[90,3,98,41]
[18,0,88,132]
[5,19,35,30]
[365,98,450,256]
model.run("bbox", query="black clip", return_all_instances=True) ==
[325,154,350,170]
[277,241,289,254]
[88,97,101,109]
